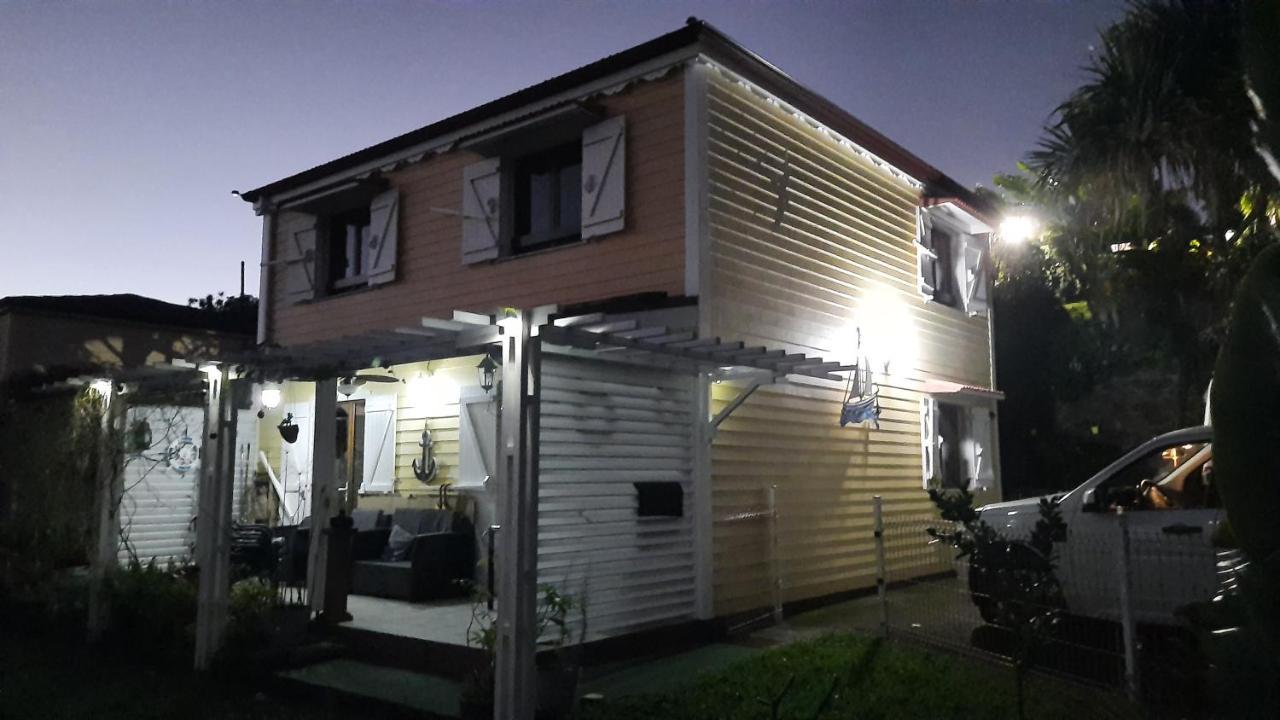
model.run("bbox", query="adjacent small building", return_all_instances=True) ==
[0,293,254,566]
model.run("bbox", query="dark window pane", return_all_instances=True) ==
[559,162,581,234]
[528,169,554,239]
[932,228,955,307]
[512,142,582,253]
[326,207,371,291]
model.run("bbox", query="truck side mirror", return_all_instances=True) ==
[1081,488,1101,512]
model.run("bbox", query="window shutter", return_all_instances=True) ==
[360,393,396,494]
[915,207,937,301]
[457,386,497,487]
[920,397,939,489]
[966,406,995,492]
[284,219,318,304]
[581,115,626,239]
[462,157,502,264]
[366,188,399,286]
[962,232,991,316]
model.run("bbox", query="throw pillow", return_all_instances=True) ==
[383,524,415,561]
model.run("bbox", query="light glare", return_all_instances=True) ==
[999,215,1039,244]
[260,384,282,409]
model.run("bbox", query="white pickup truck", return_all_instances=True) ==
[972,426,1226,625]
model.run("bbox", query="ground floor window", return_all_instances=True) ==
[921,397,995,492]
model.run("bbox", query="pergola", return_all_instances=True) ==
[183,303,850,718]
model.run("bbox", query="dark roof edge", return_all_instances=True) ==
[0,294,256,336]
[239,18,989,215]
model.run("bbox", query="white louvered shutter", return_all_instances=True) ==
[966,406,995,492]
[462,158,502,264]
[285,219,319,304]
[920,397,939,489]
[963,232,991,316]
[581,115,626,239]
[360,393,396,494]
[366,188,400,286]
[457,386,496,488]
[916,207,937,301]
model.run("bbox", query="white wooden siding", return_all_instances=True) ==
[118,405,203,564]
[537,354,698,640]
[118,406,259,566]
[703,68,997,615]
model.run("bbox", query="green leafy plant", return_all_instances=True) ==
[461,583,586,719]
[927,488,1067,720]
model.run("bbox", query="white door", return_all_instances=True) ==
[279,401,313,524]
[1059,440,1220,624]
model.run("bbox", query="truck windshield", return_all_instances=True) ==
[1097,441,1214,510]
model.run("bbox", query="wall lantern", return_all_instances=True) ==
[477,353,499,394]
[89,378,114,397]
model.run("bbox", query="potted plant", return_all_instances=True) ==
[460,584,586,720]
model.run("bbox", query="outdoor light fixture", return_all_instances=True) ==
[89,378,113,396]
[409,368,460,409]
[998,214,1039,245]
[476,353,498,394]
[260,384,282,409]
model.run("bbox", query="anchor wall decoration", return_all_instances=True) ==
[412,428,438,482]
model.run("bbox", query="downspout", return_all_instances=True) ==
[256,204,275,346]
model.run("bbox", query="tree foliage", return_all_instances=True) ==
[993,1,1279,497]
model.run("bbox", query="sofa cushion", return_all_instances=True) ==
[350,509,384,532]
[391,508,454,535]
[383,524,416,561]
[351,560,414,600]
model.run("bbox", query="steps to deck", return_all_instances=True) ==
[278,658,462,718]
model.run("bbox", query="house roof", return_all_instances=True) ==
[0,293,256,336]
[237,18,989,216]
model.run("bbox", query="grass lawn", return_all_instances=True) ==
[575,633,1137,720]
[0,621,372,720]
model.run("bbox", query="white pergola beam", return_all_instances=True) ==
[494,310,539,719]
[87,382,126,643]
[306,378,338,615]
[194,368,243,669]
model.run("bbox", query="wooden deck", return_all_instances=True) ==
[342,595,475,647]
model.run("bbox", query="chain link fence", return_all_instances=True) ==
[872,497,1241,717]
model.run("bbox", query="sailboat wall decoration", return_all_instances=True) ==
[840,329,881,429]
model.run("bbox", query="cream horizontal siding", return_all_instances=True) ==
[537,354,697,640]
[704,70,994,615]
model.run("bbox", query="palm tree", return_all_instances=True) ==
[1019,0,1279,424]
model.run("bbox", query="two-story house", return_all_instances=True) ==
[232,19,1001,655]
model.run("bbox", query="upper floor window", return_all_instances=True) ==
[327,207,373,292]
[461,114,626,264]
[513,142,582,253]
[280,186,400,305]
[916,205,990,316]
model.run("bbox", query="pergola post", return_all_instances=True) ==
[87,381,126,642]
[194,366,243,669]
[307,377,338,613]
[494,309,540,720]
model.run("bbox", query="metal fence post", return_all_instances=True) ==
[874,495,888,637]
[768,483,783,625]
[1116,508,1140,701]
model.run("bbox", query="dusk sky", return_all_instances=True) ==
[1,0,1126,304]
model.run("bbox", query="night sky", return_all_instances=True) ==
[0,0,1126,303]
